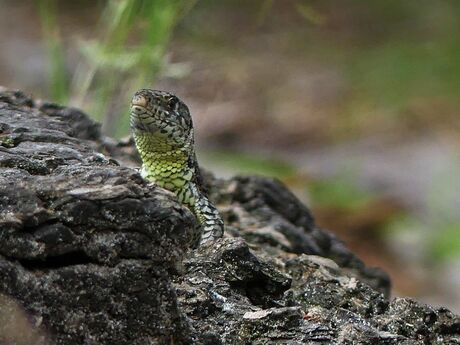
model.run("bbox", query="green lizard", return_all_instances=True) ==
[129,89,224,245]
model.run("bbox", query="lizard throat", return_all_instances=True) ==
[133,131,191,187]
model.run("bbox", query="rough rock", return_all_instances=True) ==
[0,89,459,344]
[0,90,197,344]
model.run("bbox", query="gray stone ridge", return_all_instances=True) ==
[0,89,459,344]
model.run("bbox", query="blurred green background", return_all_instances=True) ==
[1,0,459,311]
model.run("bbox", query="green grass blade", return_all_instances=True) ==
[37,0,69,103]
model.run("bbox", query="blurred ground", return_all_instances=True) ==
[1,0,459,312]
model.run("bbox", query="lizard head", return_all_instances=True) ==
[130,89,192,133]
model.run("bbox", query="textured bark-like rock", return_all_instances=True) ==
[1,89,459,345]
[0,90,197,344]
[208,174,390,295]
[176,239,460,344]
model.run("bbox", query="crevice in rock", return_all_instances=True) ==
[22,218,60,231]
[229,276,288,309]
[18,250,95,270]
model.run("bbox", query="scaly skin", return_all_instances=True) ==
[130,89,224,245]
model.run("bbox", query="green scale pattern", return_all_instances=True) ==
[130,89,224,245]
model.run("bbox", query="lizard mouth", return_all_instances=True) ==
[130,103,164,133]
[130,104,166,119]
[130,105,147,117]
[130,99,166,117]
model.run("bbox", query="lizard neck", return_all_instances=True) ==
[133,130,193,186]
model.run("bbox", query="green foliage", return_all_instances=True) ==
[204,151,296,179]
[38,0,196,137]
[294,2,325,25]
[308,175,375,210]
[425,161,460,261]
[347,40,460,109]
[431,223,460,261]
[37,0,69,104]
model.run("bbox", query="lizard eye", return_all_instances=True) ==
[167,96,178,110]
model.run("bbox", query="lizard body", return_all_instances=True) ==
[129,89,224,245]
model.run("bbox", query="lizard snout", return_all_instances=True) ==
[131,94,148,108]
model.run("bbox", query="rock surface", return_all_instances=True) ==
[0,89,459,344]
